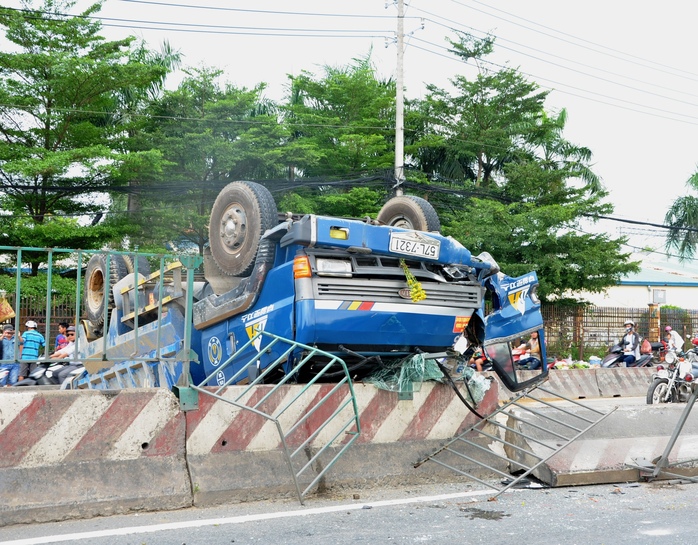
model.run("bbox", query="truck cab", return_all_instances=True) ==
[190,182,547,391]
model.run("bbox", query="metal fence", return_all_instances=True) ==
[0,246,197,365]
[542,304,697,360]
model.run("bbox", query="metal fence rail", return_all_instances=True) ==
[0,246,198,382]
[189,330,361,505]
[414,383,615,497]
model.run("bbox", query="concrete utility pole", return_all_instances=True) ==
[394,0,405,196]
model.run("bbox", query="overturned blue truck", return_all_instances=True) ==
[74,181,547,394]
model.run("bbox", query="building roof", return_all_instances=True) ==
[620,260,698,287]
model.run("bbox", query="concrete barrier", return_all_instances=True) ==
[492,368,655,401]
[595,367,654,398]
[184,380,501,506]
[506,403,698,486]
[0,389,190,526]
[0,368,674,526]
[0,380,501,526]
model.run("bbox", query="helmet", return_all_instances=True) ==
[623,320,635,327]
[665,326,672,332]
[25,320,37,328]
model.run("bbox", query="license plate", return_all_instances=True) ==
[657,369,669,379]
[389,232,440,259]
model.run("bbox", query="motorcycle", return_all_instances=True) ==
[646,349,698,404]
[601,341,653,368]
[650,340,668,365]
[13,360,83,388]
[14,360,64,387]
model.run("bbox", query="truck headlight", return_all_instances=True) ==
[316,258,352,277]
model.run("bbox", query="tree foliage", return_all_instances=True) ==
[408,33,637,299]
[0,9,638,299]
[665,169,698,260]
[0,0,174,272]
[284,55,395,178]
[278,186,384,218]
[123,67,304,253]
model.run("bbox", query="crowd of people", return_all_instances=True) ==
[0,320,78,387]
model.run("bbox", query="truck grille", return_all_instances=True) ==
[313,277,482,308]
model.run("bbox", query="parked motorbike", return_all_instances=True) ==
[601,342,653,368]
[13,360,83,388]
[646,349,698,404]
[650,340,668,365]
[13,360,64,387]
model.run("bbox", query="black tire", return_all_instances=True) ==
[646,378,671,404]
[123,254,151,277]
[84,254,129,328]
[209,181,277,276]
[376,195,441,232]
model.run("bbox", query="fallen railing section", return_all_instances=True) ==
[415,383,615,497]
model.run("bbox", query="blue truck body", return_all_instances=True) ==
[77,206,546,392]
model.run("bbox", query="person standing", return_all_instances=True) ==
[619,320,640,367]
[665,326,684,352]
[0,324,18,386]
[18,320,45,381]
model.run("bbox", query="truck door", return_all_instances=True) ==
[483,271,547,392]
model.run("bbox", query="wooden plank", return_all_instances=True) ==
[120,261,182,295]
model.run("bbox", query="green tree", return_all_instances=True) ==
[0,0,172,272]
[283,54,395,178]
[278,186,384,218]
[444,161,637,299]
[125,67,298,254]
[407,34,637,299]
[409,33,549,188]
[665,169,698,260]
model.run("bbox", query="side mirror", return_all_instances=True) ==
[484,328,547,392]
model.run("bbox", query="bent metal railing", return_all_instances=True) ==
[189,329,361,505]
[414,383,615,497]
[630,384,698,483]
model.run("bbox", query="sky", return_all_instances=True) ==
[5,0,698,262]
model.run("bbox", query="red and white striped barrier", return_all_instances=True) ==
[185,380,501,505]
[0,389,190,527]
[0,381,501,525]
[186,381,498,451]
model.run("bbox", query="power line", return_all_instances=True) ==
[1,6,394,38]
[407,35,698,126]
[456,0,698,83]
[8,2,698,126]
[117,0,404,20]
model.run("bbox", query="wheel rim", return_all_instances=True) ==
[653,382,669,403]
[87,269,104,310]
[219,203,248,255]
[388,215,414,229]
